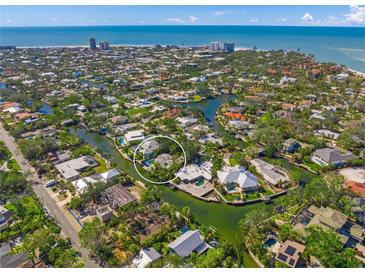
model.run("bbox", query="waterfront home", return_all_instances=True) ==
[311,148,355,167]
[168,230,209,258]
[250,159,289,186]
[139,139,159,159]
[132,248,161,268]
[176,161,212,183]
[155,153,173,168]
[274,240,306,268]
[55,155,96,181]
[124,129,145,143]
[293,205,364,243]
[217,165,259,192]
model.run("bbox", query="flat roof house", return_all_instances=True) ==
[124,130,145,143]
[168,230,209,258]
[177,161,212,183]
[55,155,96,180]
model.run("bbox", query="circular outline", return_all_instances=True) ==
[133,135,187,184]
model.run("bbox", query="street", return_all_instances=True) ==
[0,123,99,268]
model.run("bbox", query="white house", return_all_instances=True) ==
[132,248,161,268]
[217,165,259,192]
[250,159,289,186]
[176,161,212,183]
[124,130,145,143]
[139,139,159,159]
[176,117,198,127]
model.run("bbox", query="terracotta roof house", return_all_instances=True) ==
[164,108,181,119]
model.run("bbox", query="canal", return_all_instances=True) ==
[69,95,318,267]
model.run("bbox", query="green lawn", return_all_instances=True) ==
[93,154,109,173]
[303,157,322,172]
[128,107,149,117]
[7,159,21,172]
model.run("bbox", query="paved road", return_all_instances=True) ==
[0,123,99,268]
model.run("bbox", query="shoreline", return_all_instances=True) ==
[10,44,365,74]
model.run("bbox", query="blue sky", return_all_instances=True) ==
[1,5,364,27]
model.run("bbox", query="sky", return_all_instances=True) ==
[0,5,365,27]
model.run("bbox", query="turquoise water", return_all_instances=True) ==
[0,25,364,72]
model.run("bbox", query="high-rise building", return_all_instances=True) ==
[223,42,235,53]
[209,42,221,51]
[89,37,96,50]
[99,41,110,50]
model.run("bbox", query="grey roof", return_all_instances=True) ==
[0,243,11,257]
[314,148,354,164]
[168,230,205,257]
[0,252,28,268]
[143,248,161,261]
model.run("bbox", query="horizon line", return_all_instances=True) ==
[1,24,365,28]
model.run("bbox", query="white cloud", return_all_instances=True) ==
[345,5,365,24]
[165,16,198,24]
[249,18,258,23]
[189,15,198,23]
[51,17,59,23]
[302,13,314,22]
[213,11,229,16]
[165,17,185,24]
[276,18,288,22]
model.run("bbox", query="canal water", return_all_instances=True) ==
[68,95,318,267]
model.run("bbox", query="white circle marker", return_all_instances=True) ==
[133,135,187,184]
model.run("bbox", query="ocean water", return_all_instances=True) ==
[0,25,364,72]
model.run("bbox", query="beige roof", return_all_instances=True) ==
[307,205,348,230]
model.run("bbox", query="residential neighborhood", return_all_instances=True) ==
[0,33,365,269]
